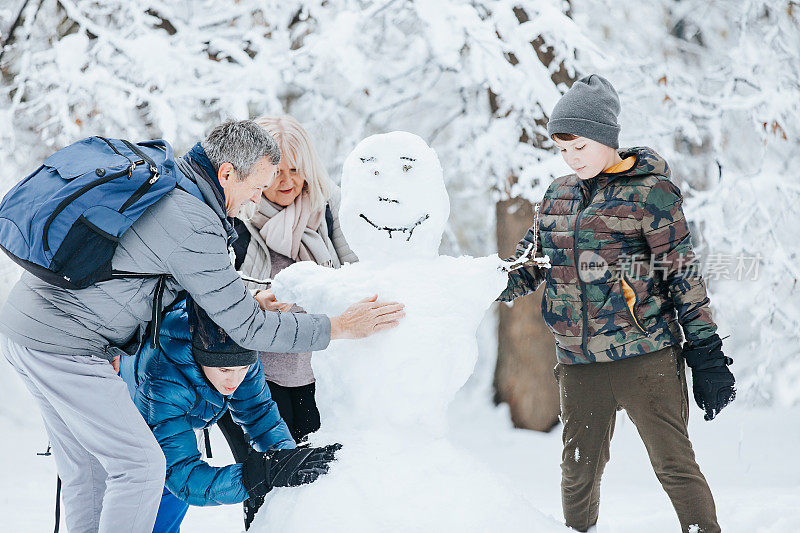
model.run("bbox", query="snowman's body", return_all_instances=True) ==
[252,132,565,532]
[268,254,506,433]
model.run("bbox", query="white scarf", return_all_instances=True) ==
[249,193,336,267]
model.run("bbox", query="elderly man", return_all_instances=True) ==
[0,120,404,533]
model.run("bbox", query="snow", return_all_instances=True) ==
[263,251,549,531]
[252,431,562,532]
[338,131,451,262]
[257,133,560,531]
[272,132,505,434]
[271,255,507,433]
[447,389,800,533]
[0,238,794,530]
[3,351,799,532]
[0,3,796,527]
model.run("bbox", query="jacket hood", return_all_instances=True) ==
[616,146,670,178]
[569,146,670,202]
[593,146,671,188]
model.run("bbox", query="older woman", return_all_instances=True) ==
[217,114,357,529]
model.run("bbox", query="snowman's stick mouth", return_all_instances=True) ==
[359,213,430,241]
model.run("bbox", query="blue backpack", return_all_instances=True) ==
[0,136,180,289]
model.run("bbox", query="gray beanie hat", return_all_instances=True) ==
[547,74,621,149]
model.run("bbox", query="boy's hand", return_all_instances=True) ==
[682,334,736,420]
[499,253,552,273]
[242,444,342,498]
[691,364,736,421]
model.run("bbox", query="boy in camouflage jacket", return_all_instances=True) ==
[500,74,734,533]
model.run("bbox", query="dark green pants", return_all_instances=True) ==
[556,345,720,532]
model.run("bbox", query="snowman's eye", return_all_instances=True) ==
[400,156,416,173]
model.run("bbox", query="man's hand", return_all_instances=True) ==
[255,289,293,312]
[330,295,405,340]
[111,355,120,374]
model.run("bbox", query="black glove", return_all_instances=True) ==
[243,495,264,530]
[682,334,736,421]
[242,443,341,498]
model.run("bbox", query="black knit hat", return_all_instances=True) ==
[547,74,621,149]
[189,299,257,367]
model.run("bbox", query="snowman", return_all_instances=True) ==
[250,132,563,532]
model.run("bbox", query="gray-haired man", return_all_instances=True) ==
[0,120,404,532]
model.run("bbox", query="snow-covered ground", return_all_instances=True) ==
[1,350,797,532]
[448,394,800,532]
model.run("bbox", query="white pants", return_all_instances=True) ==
[1,335,166,533]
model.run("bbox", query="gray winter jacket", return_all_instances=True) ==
[0,155,331,361]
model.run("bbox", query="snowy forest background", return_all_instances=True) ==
[1,0,798,407]
[0,1,798,531]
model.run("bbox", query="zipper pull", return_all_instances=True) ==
[127,160,146,180]
[203,427,212,458]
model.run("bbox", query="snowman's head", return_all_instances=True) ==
[339,132,450,261]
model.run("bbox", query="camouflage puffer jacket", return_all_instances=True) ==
[499,147,718,365]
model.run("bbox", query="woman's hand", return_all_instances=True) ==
[255,289,294,312]
[330,295,405,340]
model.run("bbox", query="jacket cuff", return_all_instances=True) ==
[682,333,726,370]
[307,313,331,352]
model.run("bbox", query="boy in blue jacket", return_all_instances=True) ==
[121,298,339,532]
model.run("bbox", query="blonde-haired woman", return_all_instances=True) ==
[217,114,356,528]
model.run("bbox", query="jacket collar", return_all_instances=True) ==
[176,149,238,244]
[186,142,225,199]
[579,146,671,194]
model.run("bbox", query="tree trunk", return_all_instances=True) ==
[490,2,574,433]
[494,196,560,432]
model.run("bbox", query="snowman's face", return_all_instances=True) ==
[339,132,450,261]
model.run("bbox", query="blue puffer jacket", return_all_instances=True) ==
[120,299,295,506]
